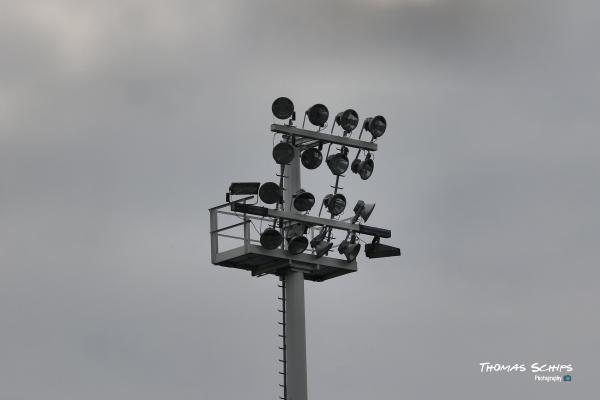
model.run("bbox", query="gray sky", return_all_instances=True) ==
[1,0,598,399]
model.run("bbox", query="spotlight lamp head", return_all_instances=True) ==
[301,147,323,169]
[287,235,308,255]
[323,193,347,216]
[338,235,361,262]
[286,224,308,255]
[272,97,294,120]
[310,228,327,248]
[353,200,376,223]
[272,141,295,165]
[351,153,374,180]
[365,236,401,259]
[259,182,281,204]
[306,104,329,127]
[364,115,387,138]
[335,109,359,132]
[326,146,349,175]
[314,240,333,258]
[310,227,333,258]
[293,189,315,212]
[260,227,283,250]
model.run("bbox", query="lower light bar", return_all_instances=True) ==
[365,243,401,258]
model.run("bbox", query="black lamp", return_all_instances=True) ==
[272,97,294,120]
[260,228,283,250]
[301,147,323,169]
[335,109,359,132]
[273,142,295,165]
[338,234,361,262]
[293,189,315,212]
[365,236,401,258]
[326,147,349,175]
[323,193,346,216]
[286,224,308,255]
[363,115,386,139]
[351,153,374,180]
[310,228,333,258]
[259,182,281,204]
[306,104,329,127]
[352,200,375,223]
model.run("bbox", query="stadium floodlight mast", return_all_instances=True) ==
[208,96,400,400]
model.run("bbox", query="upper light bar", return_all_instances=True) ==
[271,124,377,152]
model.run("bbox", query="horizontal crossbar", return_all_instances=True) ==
[271,124,378,152]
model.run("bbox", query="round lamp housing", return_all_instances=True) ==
[272,97,294,120]
[335,109,359,132]
[260,228,283,250]
[353,200,376,223]
[338,240,361,262]
[364,115,387,138]
[306,104,329,127]
[323,193,346,216]
[326,147,349,175]
[273,142,295,165]
[293,189,315,212]
[301,147,323,169]
[287,235,308,255]
[259,182,281,204]
[358,157,374,180]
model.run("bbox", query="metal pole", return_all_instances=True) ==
[283,143,308,400]
[285,270,307,400]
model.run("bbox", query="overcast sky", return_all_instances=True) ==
[1,0,598,399]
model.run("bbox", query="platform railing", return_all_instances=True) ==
[209,196,327,264]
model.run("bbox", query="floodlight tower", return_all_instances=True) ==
[208,97,400,400]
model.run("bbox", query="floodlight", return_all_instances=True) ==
[335,109,359,132]
[301,147,323,169]
[351,153,374,180]
[273,142,295,165]
[353,200,375,223]
[260,227,283,250]
[287,235,308,255]
[259,182,281,204]
[314,240,333,257]
[338,236,361,262]
[229,182,260,195]
[326,147,349,175]
[310,228,333,258]
[323,193,346,216]
[310,228,326,248]
[363,115,386,138]
[286,224,308,255]
[306,104,329,127]
[293,189,315,212]
[365,237,401,258]
[272,97,294,120]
